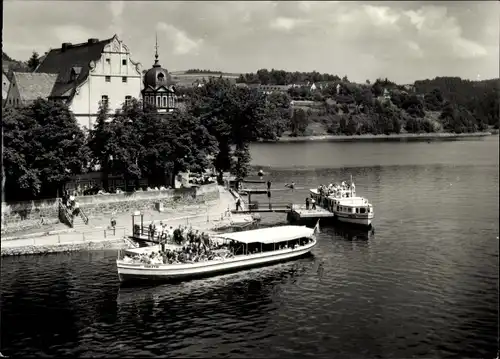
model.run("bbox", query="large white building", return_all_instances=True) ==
[4,35,142,130]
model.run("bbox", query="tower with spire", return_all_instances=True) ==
[141,33,176,113]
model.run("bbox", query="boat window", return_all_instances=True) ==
[360,207,366,214]
[356,208,359,213]
[336,206,339,211]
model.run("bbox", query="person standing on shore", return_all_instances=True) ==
[236,198,242,211]
[73,201,80,217]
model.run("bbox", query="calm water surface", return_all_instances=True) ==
[2,136,498,358]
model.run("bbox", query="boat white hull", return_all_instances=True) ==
[334,213,373,227]
[117,240,317,284]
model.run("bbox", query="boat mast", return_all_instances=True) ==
[350,174,353,197]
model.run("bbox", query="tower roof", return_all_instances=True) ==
[143,34,171,89]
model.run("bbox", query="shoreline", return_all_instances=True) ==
[0,186,247,257]
[263,132,493,143]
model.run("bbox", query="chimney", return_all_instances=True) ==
[87,38,99,44]
[61,43,72,52]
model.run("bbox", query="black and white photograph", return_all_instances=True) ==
[1,1,499,358]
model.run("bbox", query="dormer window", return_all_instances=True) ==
[157,73,165,82]
[70,67,82,82]
[106,58,110,64]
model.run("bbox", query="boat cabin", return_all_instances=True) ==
[216,225,315,256]
[310,189,373,215]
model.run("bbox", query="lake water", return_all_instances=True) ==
[1,136,498,358]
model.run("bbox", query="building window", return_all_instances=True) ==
[122,77,127,83]
[105,76,111,82]
[162,96,167,107]
[106,58,110,64]
[101,95,108,106]
[156,96,160,107]
[122,59,127,66]
[125,95,131,106]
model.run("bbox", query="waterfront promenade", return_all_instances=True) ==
[1,186,241,256]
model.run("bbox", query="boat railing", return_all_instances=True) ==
[58,198,74,228]
[79,208,89,225]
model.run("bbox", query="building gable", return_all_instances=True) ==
[35,36,115,98]
[2,72,10,100]
[6,72,58,106]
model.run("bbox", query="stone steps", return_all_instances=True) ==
[72,216,90,231]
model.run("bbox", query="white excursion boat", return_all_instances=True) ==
[116,223,319,284]
[310,178,374,227]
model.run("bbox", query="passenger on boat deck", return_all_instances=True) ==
[149,221,156,239]
[311,198,316,210]
[305,197,310,210]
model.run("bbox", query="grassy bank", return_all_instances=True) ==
[272,132,493,143]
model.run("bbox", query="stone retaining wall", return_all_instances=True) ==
[1,184,219,234]
[1,238,131,257]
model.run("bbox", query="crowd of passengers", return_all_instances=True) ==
[317,181,356,197]
[124,227,238,265]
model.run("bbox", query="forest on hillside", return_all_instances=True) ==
[234,69,499,136]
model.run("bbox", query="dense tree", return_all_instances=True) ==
[290,108,309,136]
[424,88,444,111]
[187,77,288,180]
[185,69,222,74]
[27,51,40,72]
[88,98,218,189]
[3,107,41,199]
[88,101,112,190]
[3,99,88,200]
[238,69,340,85]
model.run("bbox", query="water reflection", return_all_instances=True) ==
[117,260,311,310]
[114,261,313,357]
[329,224,374,241]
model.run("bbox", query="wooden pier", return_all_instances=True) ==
[230,185,336,223]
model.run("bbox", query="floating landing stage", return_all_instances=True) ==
[289,205,335,219]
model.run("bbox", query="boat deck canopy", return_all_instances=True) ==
[333,197,370,205]
[218,225,314,244]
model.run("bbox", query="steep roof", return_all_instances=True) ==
[2,72,10,99]
[35,36,114,97]
[12,72,59,102]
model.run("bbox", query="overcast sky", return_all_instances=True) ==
[3,1,499,83]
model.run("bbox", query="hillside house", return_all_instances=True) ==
[258,84,292,94]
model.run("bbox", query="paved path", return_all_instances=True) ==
[2,186,249,249]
